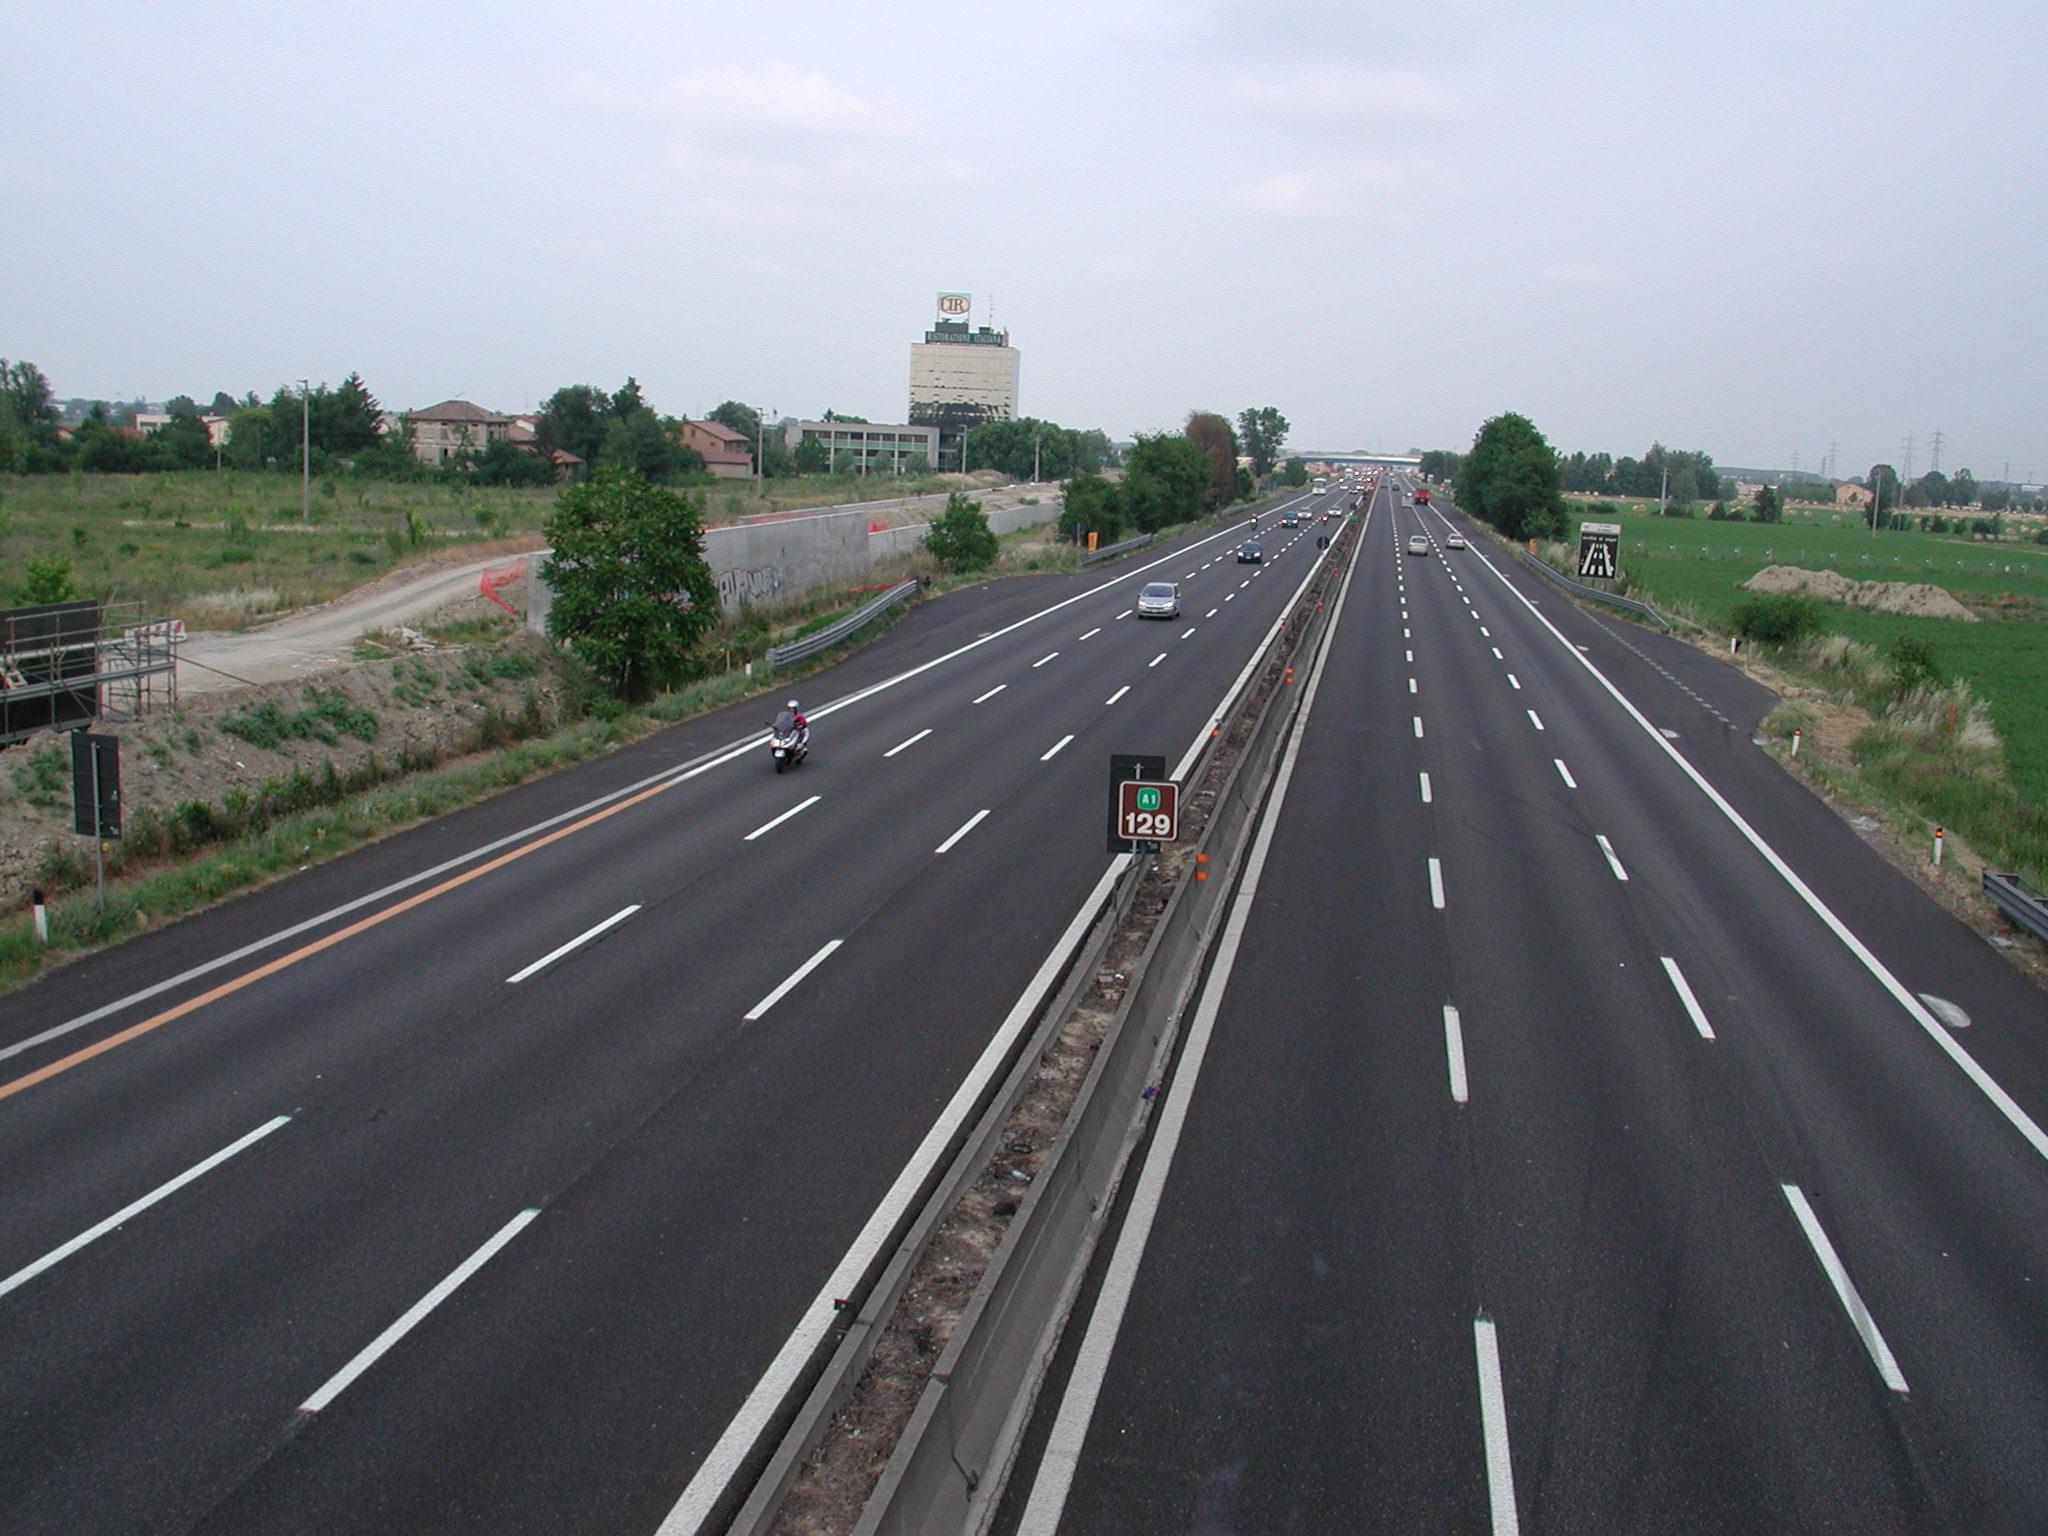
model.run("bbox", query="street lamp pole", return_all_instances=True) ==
[755,407,776,503]
[298,379,311,521]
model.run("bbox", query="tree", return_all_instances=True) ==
[708,400,762,446]
[610,377,646,419]
[1455,413,1567,540]
[1183,412,1240,510]
[1417,449,1462,483]
[792,434,830,475]
[20,556,81,604]
[963,417,1075,481]
[922,491,999,571]
[0,359,60,455]
[535,385,613,467]
[1236,406,1289,479]
[71,405,144,473]
[143,410,214,470]
[1071,429,1115,473]
[324,372,384,456]
[1750,483,1783,524]
[469,439,558,487]
[1059,472,1124,544]
[1279,457,1308,487]
[1866,464,1900,527]
[599,409,703,484]
[541,467,719,701]
[1121,433,1212,532]
[1951,468,1979,507]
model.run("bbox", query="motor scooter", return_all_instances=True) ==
[769,711,810,772]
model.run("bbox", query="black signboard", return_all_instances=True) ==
[1107,752,1168,853]
[71,731,121,839]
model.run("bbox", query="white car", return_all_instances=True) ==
[1445,534,1467,550]
[1137,581,1181,618]
[1406,535,1431,555]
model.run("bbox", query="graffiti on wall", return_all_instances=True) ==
[717,565,786,608]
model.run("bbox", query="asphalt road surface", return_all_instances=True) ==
[1001,482,2048,1535]
[0,491,1347,1535]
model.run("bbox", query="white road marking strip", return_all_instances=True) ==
[1148,653,1167,668]
[1780,1184,1910,1393]
[1181,627,1197,639]
[1016,529,1360,1536]
[1492,647,1503,659]
[301,1207,540,1412]
[972,684,1006,704]
[1406,650,1414,662]
[883,728,933,758]
[1466,536,2048,1164]
[1403,627,1411,638]
[935,810,991,853]
[1527,710,1545,731]
[1409,678,1418,694]
[1595,834,1630,881]
[506,905,641,984]
[0,1116,291,1300]
[1224,592,1236,601]
[1475,1317,1523,1535]
[1661,957,1717,1040]
[1104,686,1130,706]
[743,795,821,842]
[1041,734,1075,761]
[1032,652,1059,669]
[743,940,843,1022]
[1443,1004,1469,1103]
[1429,857,1446,908]
[1480,626,1490,636]
[1115,609,1132,620]
[1419,772,1432,804]
[1554,758,1577,788]
[660,858,1133,1536]
[1507,674,1521,690]
[1206,608,1218,618]
[1078,628,1101,641]
[1413,716,1425,738]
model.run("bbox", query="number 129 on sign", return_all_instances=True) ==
[1117,780,1178,841]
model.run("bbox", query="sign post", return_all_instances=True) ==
[70,730,120,910]
[1578,520,1620,580]
[1107,752,1169,854]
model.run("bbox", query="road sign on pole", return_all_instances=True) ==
[1107,752,1167,853]
[1116,779,1178,845]
[1578,520,1620,579]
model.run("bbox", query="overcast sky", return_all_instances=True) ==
[5,0,2042,478]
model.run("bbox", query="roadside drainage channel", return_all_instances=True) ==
[724,522,1359,1536]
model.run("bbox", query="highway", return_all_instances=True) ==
[1002,480,2048,1534]
[0,493,1344,1535]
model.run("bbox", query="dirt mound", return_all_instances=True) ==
[1740,565,1978,621]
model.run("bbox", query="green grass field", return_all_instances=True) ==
[0,467,984,629]
[1583,503,2048,805]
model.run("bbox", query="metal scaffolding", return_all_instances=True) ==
[0,600,179,748]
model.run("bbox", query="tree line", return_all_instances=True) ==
[1057,409,1275,546]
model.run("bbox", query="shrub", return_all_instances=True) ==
[1732,593,1825,646]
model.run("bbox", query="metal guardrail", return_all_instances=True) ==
[1079,533,1153,567]
[1515,548,1671,629]
[765,579,920,668]
[1984,871,2048,943]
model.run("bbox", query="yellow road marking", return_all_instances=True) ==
[0,776,679,1104]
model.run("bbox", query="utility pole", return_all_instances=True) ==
[1901,431,1917,485]
[754,407,776,502]
[1033,431,1041,484]
[1658,464,1668,518]
[299,379,311,522]
[1827,439,1839,480]
[1930,429,1945,474]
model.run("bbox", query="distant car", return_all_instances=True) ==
[1445,534,1467,549]
[1137,581,1181,618]
[1237,541,1264,563]
[1407,535,1431,555]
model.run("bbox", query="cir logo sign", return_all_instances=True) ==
[936,292,971,316]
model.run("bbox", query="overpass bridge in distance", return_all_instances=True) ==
[1297,450,1422,471]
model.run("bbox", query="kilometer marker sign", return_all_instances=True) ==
[1116,779,1178,844]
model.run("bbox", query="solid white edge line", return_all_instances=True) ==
[1661,956,1717,1040]
[742,939,843,1022]
[973,685,1006,704]
[1474,1316,1523,1535]
[0,1115,292,1300]
[884,728,933,758]
[656,511,1354,1536]
[1595,834,1630,882]
[1041,734,1075,762]
[743,795,821,842]
[300,1207,540,1413]
[1780,1184,1910,1393]
[935,809,991,854]
[1429,857,1446,909]
[1554,758,1577,789]
[1104,686,1131,706]
[1460,536,2048,1164]
[506,905,642,984]
[10,514,1278,1065]
[1419,772,1433,804]
[655,856,1132,1536]
[1444,1004,1469,1104]
[1016,515,1361,1536]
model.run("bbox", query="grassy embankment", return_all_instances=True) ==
[1563,500,2048,887]
[0,467,1001,627]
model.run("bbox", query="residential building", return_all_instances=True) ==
[507,415,586,482]
[1836,482,1874,508]
[408,399,511,466]
[784,419,940,477]
[679,419,755,479]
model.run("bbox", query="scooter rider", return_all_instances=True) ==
[776,699,809,742]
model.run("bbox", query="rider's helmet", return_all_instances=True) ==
[787,699,800,711]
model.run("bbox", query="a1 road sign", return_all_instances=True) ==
[1116,779,1178,844]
